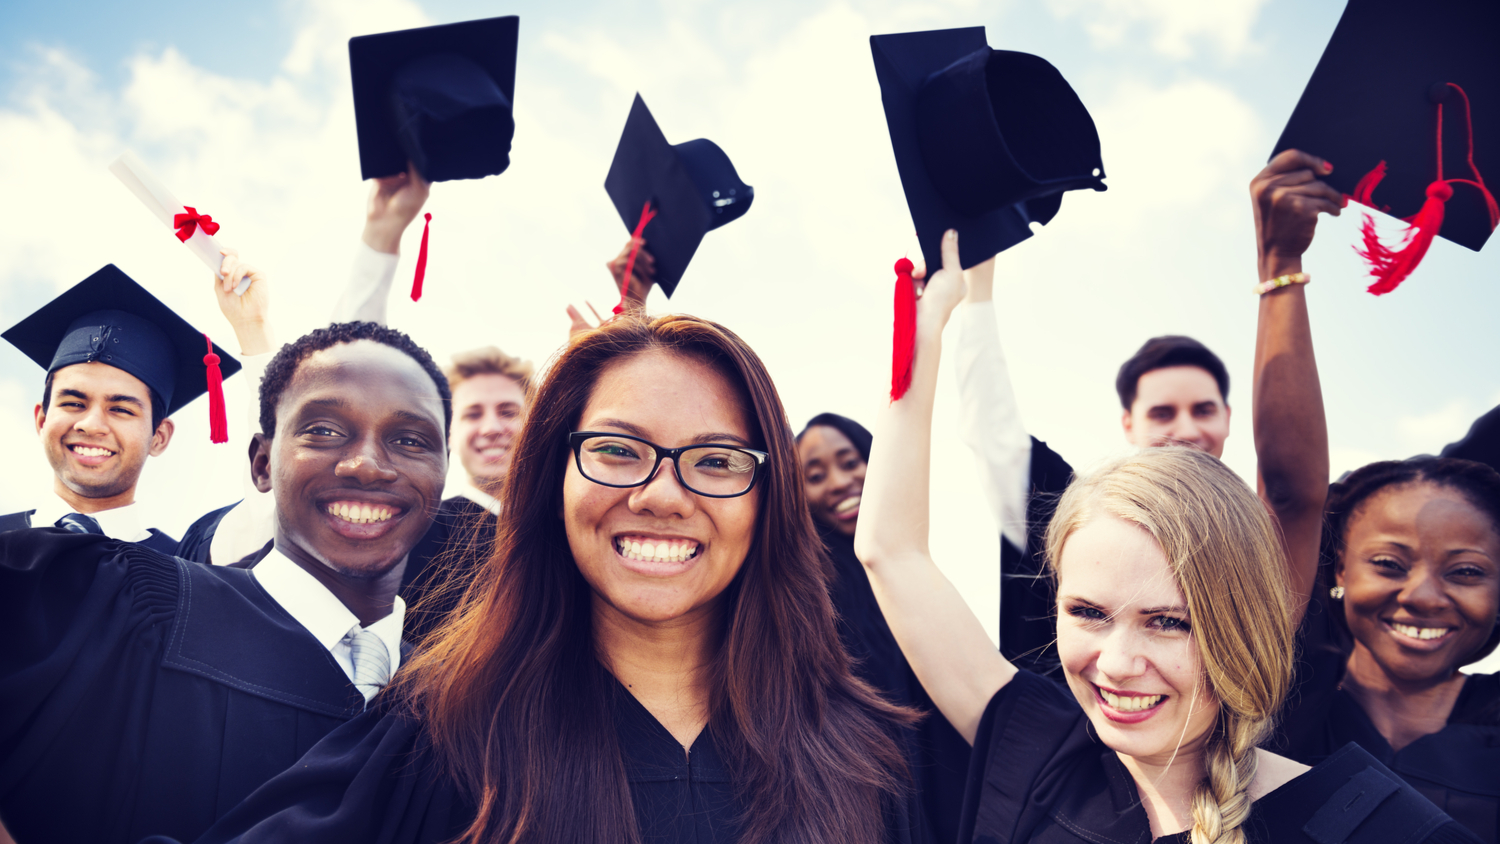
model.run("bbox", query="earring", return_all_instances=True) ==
[1329,586,1345,600]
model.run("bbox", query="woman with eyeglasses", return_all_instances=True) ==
[153,313,926,844]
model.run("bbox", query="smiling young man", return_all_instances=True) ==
[1,265,242,551]
[0,317,451,844]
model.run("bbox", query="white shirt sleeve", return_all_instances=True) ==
[209,351,276,565]
[330,242,400,326]
[953,300,1032,552]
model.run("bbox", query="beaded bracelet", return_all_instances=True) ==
[1253,272,1310,295]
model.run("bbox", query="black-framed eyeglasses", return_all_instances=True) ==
[569,431,768,498]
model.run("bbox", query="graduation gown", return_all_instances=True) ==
[0,507,180,553]
[0,529,367,844]
[959,671,1480,844]
[997,436,1074,677]
[141,677,930,844]
[400,495,497,643]
[1273,596,1500,843]
[823,525,971,844]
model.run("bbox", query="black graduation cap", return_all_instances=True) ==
[871,27,1107,270]
[604,94,754,298]
[1273,0,1499,253]
[350,16,519,182]
[2,264,241,426]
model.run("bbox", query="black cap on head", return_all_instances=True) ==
[1273,0,1499,252]
[871,26,1107,270]
[604,94,754,298]
[2,264,240,417]
[350,16,519,182]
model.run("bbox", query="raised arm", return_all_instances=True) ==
[953,256,1032,549]
[332,162,430,324]
[1250,149,1337,621]
[204,251,277,564]
[855,230,1017,744]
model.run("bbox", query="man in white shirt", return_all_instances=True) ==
[0,301,452,844]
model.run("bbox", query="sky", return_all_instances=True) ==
[2,0,1498,655]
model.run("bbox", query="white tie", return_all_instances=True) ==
[345,625,391,704]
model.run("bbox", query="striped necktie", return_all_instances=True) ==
[344,625,391,705]
[55,513,104,535]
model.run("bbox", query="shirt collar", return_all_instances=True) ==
[457,482,503,515]
[33,493,150,542]
[252,546,406,668]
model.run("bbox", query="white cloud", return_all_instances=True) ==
[1047,0,1268,60]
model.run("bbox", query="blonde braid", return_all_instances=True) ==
[1189,716,1263,844]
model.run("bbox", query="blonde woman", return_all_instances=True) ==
[855,229,1477,844]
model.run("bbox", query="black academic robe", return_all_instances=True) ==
[140,677,931,844]
[960,671,1480,844]
[0,507,179,552]
[823,525,971,844]
[997,436,1074,677]
[1274,595,1500,843]
[177,495,496,643]
[401,495,498,643]
[1441,402,1500,473]
[0,529,367,844]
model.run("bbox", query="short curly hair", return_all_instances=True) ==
[258,321,452,438]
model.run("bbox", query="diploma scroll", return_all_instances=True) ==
[109,151,250,296]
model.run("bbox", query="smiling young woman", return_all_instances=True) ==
[1275,457,1500,842]
[163,313,922,844]
[853,229,1477,844]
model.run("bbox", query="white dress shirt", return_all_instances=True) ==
[953,300,1034,553]
[32,493,152,543]
[251,545,405,693]
[331,242,401,325]
[454,482,503,516]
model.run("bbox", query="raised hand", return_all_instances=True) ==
[362,161,431,255]
[1252,149,1342,279]
[214,248,275,356]
[915,229,966,335]
[606,236,656,310]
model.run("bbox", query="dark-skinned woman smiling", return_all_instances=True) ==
[1275,457,1500,842]
[798,413,970,843]
[147,314,929,844]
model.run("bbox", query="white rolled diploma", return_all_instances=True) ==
[109,151,250,296]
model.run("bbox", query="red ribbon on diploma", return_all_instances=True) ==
[174,207,220,242]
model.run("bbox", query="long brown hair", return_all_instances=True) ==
[394,314,912,844]
[1045,448,1295,844]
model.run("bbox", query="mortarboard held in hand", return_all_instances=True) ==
[604,94,754,303]
[350,15,520,300]
[2,265,241,443]
[1274,0,1499,295]
[870,26,1106,399]
[109,151,249,296]
[870,26,1106,274]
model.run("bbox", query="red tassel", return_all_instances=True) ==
[1348,160,1388,211]
[890,258,916,401]
[1348,83,1498,296]
[1357,180,1453,295]
[613,201,657,316]
[203,334,228,444]
[410,212,431,302]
